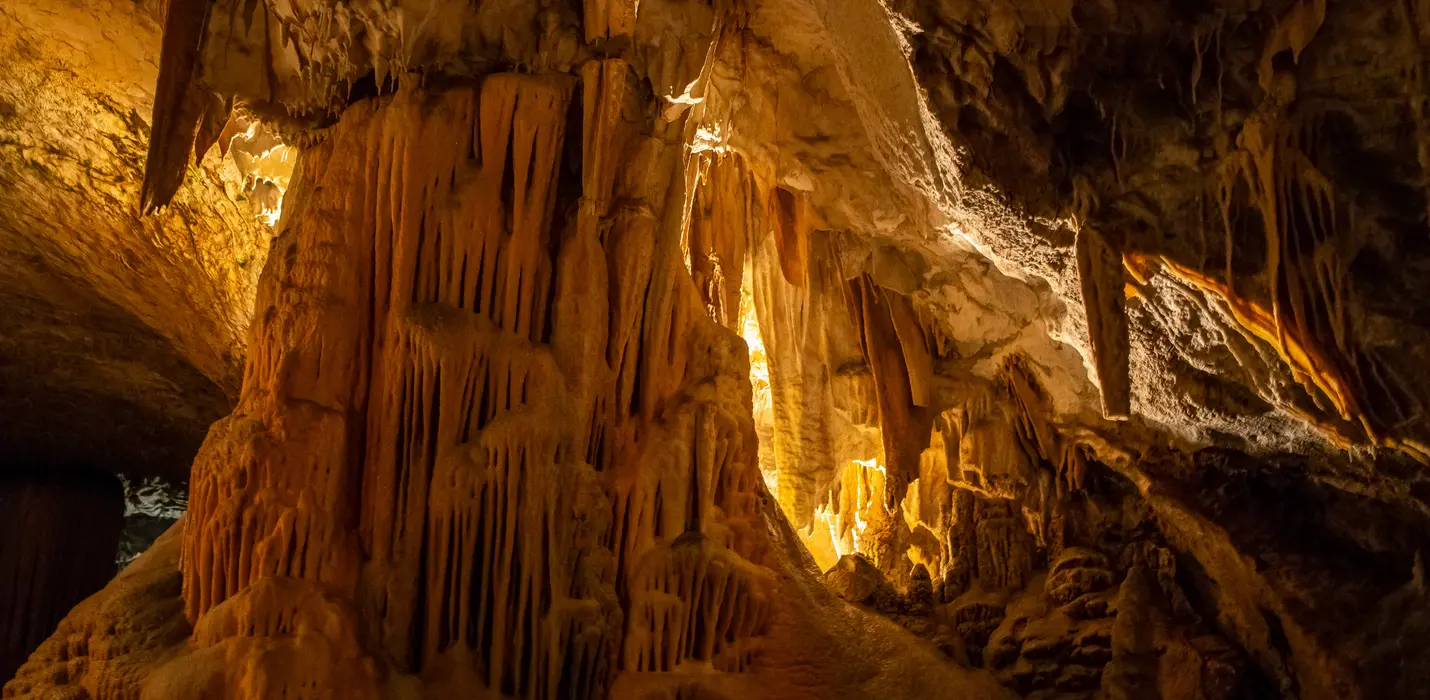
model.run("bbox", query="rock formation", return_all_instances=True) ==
[3,0,1430,699]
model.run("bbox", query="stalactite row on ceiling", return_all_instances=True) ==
[738,202,1075,582]
[891,0,1430,466]
[1130,0,1426,460]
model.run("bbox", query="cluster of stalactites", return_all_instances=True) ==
[422,409,614,700]
[1130,37,1428,458]
[350,76,595,677]
[884,357,1091,593]
[734,196,1123,584]
[623,533,773,673]
[948,356,1085,535]
[175,51,781,699]
[176,72,611,699]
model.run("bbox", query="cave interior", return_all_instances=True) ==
[2,0,1430,699]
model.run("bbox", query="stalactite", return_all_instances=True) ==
[847,275,934,510]
[750,222,837,529]
[955,396,1035,501]
[888,290,934,409]
[1257,0,1327,92]
[555,60,623,470]
[685,154,754,329]
[192,92,232,166]
[141,0,209,213]
[1057,441,1090,496]
[1075,225,1130,419]
[770,187,812,288]
[999,355,1059,463]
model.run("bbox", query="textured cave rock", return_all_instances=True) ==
[6,0,1430,698]
[5,64,1016,699]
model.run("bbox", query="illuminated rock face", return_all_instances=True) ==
[4,70,1016,700]
[169,70,764,697]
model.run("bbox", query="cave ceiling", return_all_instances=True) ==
[0,0,273,477]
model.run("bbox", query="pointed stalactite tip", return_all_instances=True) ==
[141,0,212,215]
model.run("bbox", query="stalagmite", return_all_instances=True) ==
[770,188,812,289]
[1097,567,1159,700]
